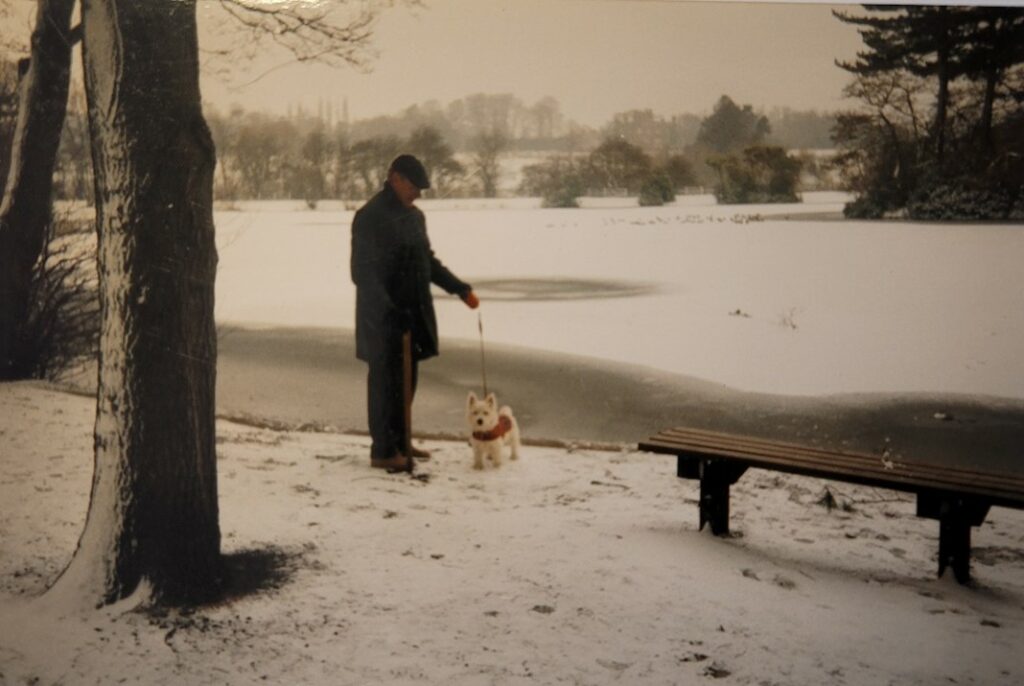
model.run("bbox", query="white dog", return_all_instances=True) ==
[466,391,521,469]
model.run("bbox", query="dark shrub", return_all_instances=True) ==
[10,214,99,380]
[638,174,675,206]
[661,154,698,190]
[584,138,652,195]
[541,175,585,208]
[842,196,887,219]
[709,145,801,204]
[520,156,585,208]
[907,183,1018,221]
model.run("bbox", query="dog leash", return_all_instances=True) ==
[477,310,489,397]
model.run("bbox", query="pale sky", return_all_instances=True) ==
[199,0,869,125]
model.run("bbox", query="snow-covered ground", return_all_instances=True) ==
[213,192,1024,398]
[3,195,1023,684]
[2,383,1023,685]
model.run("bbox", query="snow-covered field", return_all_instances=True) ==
[3,195,1023,685]
[2,384,1023,685]
[214,192,1024,399]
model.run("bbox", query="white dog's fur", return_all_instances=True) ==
[466,391,521,469]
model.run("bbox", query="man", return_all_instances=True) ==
[351,154,479,470]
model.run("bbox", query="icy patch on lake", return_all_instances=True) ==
[213,193,1024,399]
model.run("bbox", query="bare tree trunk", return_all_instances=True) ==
[979,66,998,155]
[472,129,507,199]
[0,0,76,379]
[53,0,222,606]
[933,52,950,163]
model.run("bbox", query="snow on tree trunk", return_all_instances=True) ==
[53,0,222,607]
[0,0,76,379]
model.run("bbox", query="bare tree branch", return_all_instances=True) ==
[199,0,422,83]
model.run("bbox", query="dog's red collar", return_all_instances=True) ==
[473,415,513,442]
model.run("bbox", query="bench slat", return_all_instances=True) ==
[648,427,1024,493]
[641,428,1024,508]
[658,426,1024,487]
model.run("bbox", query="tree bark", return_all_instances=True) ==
[0,0,76,379]
[979,66,998,154]
[54,0,222,606]
[933,49,950,163]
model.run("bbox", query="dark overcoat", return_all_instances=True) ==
[351,184,471,363]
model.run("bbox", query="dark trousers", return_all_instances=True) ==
[366,355,418,458]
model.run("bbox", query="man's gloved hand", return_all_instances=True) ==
[461,291,480,309]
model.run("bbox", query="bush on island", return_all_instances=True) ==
[638,174,675,207]
[708,145,801,204]
[907,183,1019,221]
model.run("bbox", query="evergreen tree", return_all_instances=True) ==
[834,6,974,161]
[834,5,1024,218]
[585,138,652,195]
[957,7,1024,152]
[695,95,769,154]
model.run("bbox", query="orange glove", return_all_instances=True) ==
[461,291,480,309]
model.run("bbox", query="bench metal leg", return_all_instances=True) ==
[917,491,991,584]
[938,515,972,584]
[700,463,730,535]
[698,460,747,536]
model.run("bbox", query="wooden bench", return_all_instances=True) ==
[639,426,1024,583]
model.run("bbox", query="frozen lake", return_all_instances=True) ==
[213,192,1024,400]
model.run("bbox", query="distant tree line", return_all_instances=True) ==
[518,141,696,208]
[205,106,503,203]
[0,82,839,207]
[198,92,834,205]
[342,93,571,152]
[201,94,574,202]
[520,94,807,207]
[833,5,1024,219]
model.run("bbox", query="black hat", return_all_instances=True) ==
[389,154,431,189]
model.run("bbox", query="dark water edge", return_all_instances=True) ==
[209,325,1024,475]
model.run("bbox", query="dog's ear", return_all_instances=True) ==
[485,393,496,408]
[467,391,477,407]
